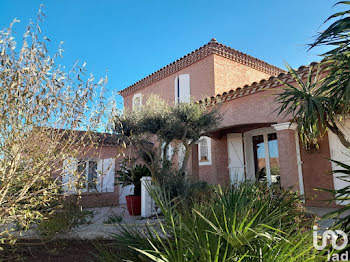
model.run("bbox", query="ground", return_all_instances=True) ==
[1,205,348,261]
[1,239,111,262]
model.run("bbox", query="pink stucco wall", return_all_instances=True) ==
[213,54,271,94]
[123,55,216,111]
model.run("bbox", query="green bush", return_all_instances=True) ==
[36,204,93,238]
[103,214,123,224]
[96,182,325,261]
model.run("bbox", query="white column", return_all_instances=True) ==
[272,122,305,198]
[141,176,152,218]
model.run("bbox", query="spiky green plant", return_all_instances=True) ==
[96,182,325,262]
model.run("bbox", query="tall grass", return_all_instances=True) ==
[96,182,326,261]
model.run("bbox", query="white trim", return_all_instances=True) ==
[272,122,297,131]
[272,122,305,197]
[198,136,212,166]
[263,133,272,186]
[243,127,277,185]
[294,131,305,199]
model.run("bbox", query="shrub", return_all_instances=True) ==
[96,182,325,261]
[36,204,93,239]
[103,214,123,224]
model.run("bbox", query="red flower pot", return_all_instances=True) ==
[126,195,141,216]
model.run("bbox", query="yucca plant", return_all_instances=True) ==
[276,1,350,150]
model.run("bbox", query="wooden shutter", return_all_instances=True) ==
[96,159,103,192]
[179,74,190,103]
[62,158,77,194]
[328,119,350,205]
[227,133,245,185]
[102,158,115,193]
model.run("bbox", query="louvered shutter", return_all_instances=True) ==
[102,158,115,193]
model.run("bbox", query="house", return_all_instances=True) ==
[59,131,124,207]
[119,38,350,207]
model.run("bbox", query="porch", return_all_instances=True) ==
[191,121,336,207]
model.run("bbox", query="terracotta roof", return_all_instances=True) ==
[197,62,320,106]
[54,129,120,146]
[119,38,285,97]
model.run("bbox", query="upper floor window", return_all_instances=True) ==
[198,136,212,166]
[174,74,190,104]
[132,93,142,111]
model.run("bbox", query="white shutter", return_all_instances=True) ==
[62,158,77,194]
[96,159,103,192]
[227,133,245,185]
[328,119,350,205]
[167,144,173,161]
[102,158,115,193]
[132,93,142,111]
[179,74,190,103]
[178,143,186,168]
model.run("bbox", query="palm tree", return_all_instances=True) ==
[276,1,350,149]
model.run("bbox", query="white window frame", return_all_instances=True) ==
[243,127,279,187]
[132,93,142,111]
[198,136,212,166]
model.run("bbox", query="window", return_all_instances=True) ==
[198,137,212,165]
[63,158,115,194]
[77,159,98,192]
[174,74,190,104]
[251,132,280,187]
[132,93,142,111]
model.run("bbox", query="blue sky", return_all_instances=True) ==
[0,0,344,105]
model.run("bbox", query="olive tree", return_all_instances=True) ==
[0,13,108,244]
[112,95,222,177]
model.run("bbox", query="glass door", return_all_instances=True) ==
[252,132,280,187]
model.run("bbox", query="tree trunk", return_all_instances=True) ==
[179,143,191,176]
[326,122,350,149]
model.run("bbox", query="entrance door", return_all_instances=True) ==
[244,128,280,187]
[227,133,245,185]
[328,119,350,205]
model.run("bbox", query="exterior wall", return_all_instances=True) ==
[207,86,335,206]
[62,145,123,208]
[275,129,299,190]
[219,88,286,128]
[301,135,336,207]
[123,55,216,111]
[213,54,271,95]
[198,136,230,185]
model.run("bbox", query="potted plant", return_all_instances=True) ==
[117,160,151,216]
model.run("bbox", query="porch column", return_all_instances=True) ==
[272,122,304,194]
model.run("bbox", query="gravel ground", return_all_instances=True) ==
[8,204,163,240]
